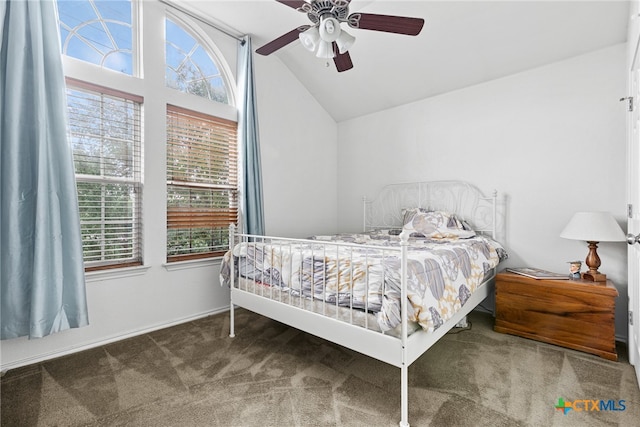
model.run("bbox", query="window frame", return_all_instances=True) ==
[58,0,239,272]
[65,77,144,272]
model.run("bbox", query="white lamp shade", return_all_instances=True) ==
[560,211,625,242]
[299,27,320,52]
[315,40,334,59]
[319,17,340,42]
[335,30,355,53]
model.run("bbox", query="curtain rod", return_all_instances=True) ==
[158,0,246,44]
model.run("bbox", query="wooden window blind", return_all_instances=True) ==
[66,78,143,270]
[166,105,238,262]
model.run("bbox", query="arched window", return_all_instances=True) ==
[58,0,134,75]
[165,18,229,104]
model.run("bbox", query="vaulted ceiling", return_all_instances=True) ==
[182,1,629,122]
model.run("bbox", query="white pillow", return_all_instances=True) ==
[403,210,476,239]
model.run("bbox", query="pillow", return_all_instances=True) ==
[402,207,429,226]
[402,210,476,239]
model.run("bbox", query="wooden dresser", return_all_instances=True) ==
[494,272,618,361]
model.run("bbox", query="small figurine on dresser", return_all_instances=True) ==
[568,261,582,279]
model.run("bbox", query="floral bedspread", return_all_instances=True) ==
[220,231,507,333]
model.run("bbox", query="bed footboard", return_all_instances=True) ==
[225,225,417,361]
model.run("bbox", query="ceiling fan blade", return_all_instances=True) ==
[256,25,311,56]
[347,13,424,36]
[332,43,353,72]
[276,0,307,10]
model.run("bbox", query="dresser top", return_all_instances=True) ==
[497,271,618,297]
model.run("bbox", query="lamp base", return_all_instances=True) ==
[582,271,607,282]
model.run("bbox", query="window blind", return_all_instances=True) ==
[66,79,143,270]
[166,105,238,261]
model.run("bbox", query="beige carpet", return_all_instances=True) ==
[2,308,639,426]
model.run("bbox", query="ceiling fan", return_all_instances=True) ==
[256,0,425,72]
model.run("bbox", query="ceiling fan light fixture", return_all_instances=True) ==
[316,40,334,59]
[335,29,355,54]
[319,16,341,42]
[299,26,320,52]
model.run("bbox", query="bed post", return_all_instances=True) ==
[491,190,497,240]
[399,230,410,427]
[229,224,236,338]
[362,196,368,232]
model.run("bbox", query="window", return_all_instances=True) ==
[58,0,134,75]
[66,78,143,270]
[58,0,237,270]
[166,106,237,261]
[165,17,229,103]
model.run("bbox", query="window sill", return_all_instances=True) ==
[163,257,222,271]
[85,265,151,282]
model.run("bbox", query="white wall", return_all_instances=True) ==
[254,56,338,238]
[0,14,337,370]
[337,44,629,338]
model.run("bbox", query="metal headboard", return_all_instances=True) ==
[363,180,500,238]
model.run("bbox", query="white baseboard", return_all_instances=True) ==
[1,306,231,373]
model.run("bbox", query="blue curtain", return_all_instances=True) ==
[238,36,265,236]
[1,0,89,339]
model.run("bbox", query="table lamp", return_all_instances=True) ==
[560,211,625,282]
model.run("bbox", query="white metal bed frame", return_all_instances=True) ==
[227,181,500,427]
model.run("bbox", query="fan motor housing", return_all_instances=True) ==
[306,0,349,24]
